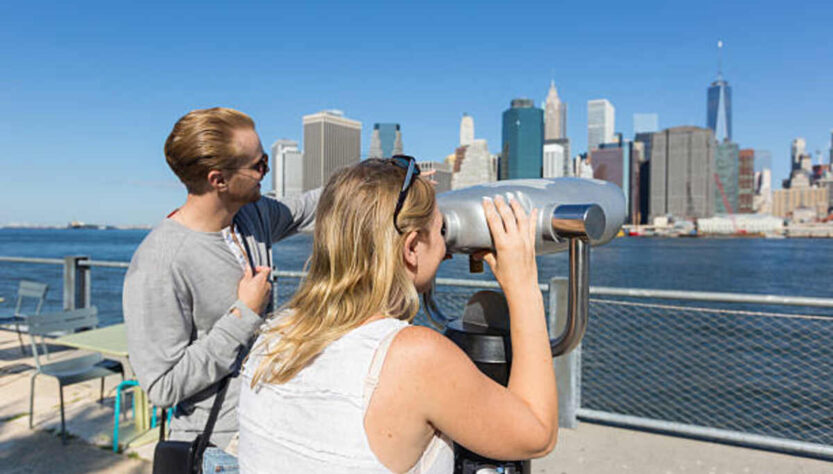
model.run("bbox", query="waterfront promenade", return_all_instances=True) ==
[1,329,829,473]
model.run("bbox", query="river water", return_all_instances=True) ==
[1,228,831,323]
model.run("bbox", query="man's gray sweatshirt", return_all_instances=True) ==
[123,191,319,447]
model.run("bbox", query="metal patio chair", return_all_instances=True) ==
[0,280,48,355]
[26,306,123,444]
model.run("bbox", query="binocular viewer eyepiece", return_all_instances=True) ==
[424,177,626,356]
[438,177,625,255]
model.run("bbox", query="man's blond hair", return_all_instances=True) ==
[164,107,255,194]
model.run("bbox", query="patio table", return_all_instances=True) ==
[53,323,152,433]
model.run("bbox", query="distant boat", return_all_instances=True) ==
[67,221,106,230]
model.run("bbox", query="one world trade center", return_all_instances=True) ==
[707,40,732,142]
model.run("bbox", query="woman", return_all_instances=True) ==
[238,157,557,473]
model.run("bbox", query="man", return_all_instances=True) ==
[123,107,319,458]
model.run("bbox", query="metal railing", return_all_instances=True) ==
[2,255,833,460]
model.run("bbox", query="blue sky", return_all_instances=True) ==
[1,0,831,226]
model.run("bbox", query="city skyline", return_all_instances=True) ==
[2,1,831,225]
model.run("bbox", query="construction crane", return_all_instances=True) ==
[713,173,745,234]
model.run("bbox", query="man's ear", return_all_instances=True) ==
[207,169,227,191]
[402,230,420,268]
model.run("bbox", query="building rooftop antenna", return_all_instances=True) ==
[717,40,724,80]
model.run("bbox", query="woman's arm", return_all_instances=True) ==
[372,196,557,463]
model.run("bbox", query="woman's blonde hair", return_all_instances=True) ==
[251,159,436,385]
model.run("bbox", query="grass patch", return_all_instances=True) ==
[46,427,78,441]
[0,412,27,423]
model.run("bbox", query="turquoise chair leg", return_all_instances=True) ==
[151,407,157,429]
[113,380,139,453]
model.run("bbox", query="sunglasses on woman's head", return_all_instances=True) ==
[389,155,421,234]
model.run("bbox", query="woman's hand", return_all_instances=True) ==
[477,194,539,298]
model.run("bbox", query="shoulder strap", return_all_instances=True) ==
[362,324,407,408]
[156,375,230,444]
[194,375,231,451]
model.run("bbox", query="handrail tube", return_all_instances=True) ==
[577,408,833,460]
[79,260,130,269]
[422,280,457,328]
[4,256,833,308]
[271,270,308,278]
[589,286,833,308]
[0,256,65,265]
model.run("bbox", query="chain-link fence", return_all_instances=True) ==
[581,298,833,448]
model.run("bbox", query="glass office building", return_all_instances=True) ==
[501,99,544,180]
[707,77,732,142]
[368,123,402,159]
[714,141,739,214]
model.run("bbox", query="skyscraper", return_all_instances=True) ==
[754,149,772,173]
[368,123,402,159]
[501,99,544,180]
[630,141,646,224]
[649,126,716,220]
[587,99,615,151]
[592,138,635,222]
[829,130,833,165]
[633,113,659,135]
[418,161,453,193]
[738,149,755,213]
[542,140,566,178]
[707,41,732,142]
[753,168,772,214]
[634,133,653,224]
[791,137,806,170]
[589,147,624,186]
[714,141,739,214]
[544,80,566,140]
[460,114,474,147]
[452,139,496,189]
[270,139,303,198]
[302,110,361,191]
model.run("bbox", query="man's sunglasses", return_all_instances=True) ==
[247,153,270,175]
[225,153,269,175]
[390,155,421,234]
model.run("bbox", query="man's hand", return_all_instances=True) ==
[237,265,272,314]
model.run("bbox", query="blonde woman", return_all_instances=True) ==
[237,157,557,473]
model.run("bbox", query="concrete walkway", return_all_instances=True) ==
[0,327,829,473]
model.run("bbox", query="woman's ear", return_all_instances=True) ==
[402,230,420,268]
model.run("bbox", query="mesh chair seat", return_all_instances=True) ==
[39,354,123,386]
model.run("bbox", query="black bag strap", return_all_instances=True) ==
[159,407,166,442]
[194,375,231,453]
[156,375,231,444]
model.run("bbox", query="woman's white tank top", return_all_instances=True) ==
[238,318,454,473]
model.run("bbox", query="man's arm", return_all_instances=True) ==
[261,188,321,241]
[123,259,261,407]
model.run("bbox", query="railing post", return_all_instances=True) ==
[271,267,280,312]
[63,255,91,310]
[549,276,581,429]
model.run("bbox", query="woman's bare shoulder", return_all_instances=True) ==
[385,325,476,382]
